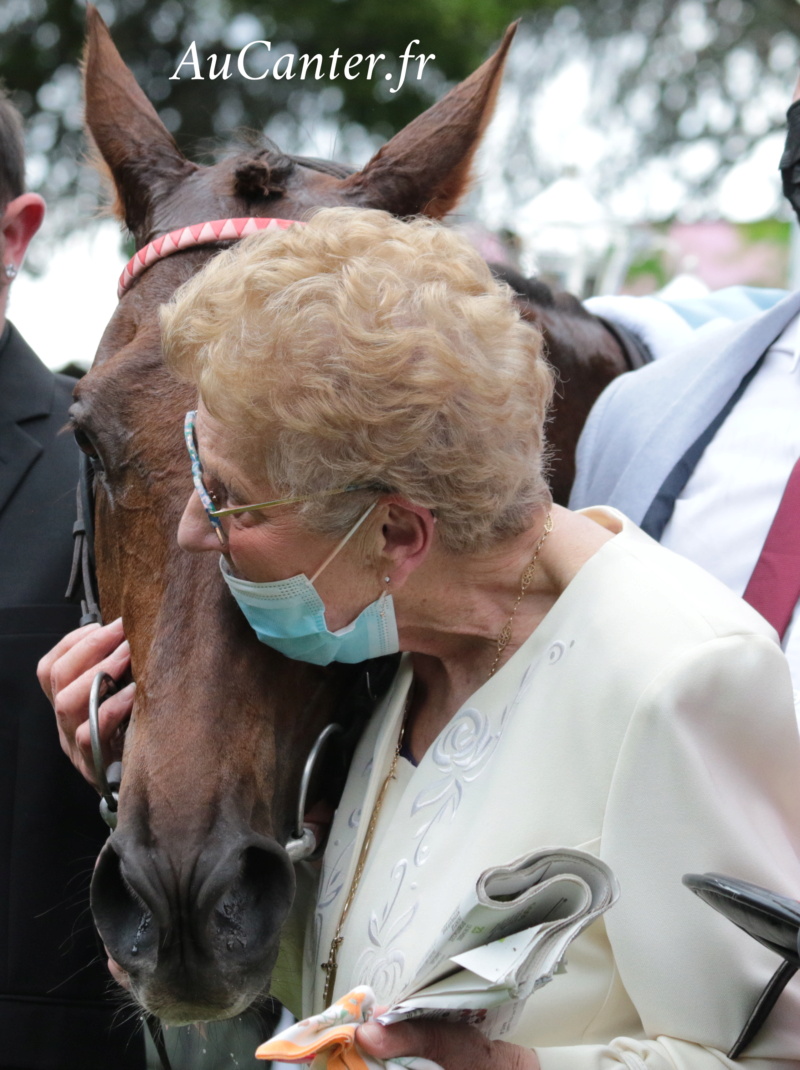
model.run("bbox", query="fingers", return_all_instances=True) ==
[357,1020,539,1070]
[303,799,335,853]
[38,617,134,789]
[48,617,128,701]
[52,639,130,746]
[98,680,136,741]
[37,621,101,702]
[38,617,127,703]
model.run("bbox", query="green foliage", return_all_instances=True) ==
[736,219,791,247]
[625,250,668,289]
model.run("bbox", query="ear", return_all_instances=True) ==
[82,4,196,239]
[339,21,518,219]
[378,501,436,588]
[1,193,45,268]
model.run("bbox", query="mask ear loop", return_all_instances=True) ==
[310,501,379,584]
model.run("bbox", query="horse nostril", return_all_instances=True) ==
[210,844,294,965]
[91,842,157,971]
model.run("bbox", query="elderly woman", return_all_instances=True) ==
[41,207,800,1070]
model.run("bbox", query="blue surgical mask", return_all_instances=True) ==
[219,504,400,665]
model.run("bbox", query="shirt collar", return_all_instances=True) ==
[767,309,800,373]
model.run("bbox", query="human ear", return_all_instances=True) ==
[378,501,435,588]
[1,193,46,270]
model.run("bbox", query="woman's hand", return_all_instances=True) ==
[37,618,135,789]
[356,1019,540,1070]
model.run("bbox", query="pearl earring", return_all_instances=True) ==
[384,576,391,584]
[4,264,17,280]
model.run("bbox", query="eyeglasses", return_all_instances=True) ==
[184,410,386,545]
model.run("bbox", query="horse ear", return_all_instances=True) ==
[339,21,517,219]
[82,4,195,238]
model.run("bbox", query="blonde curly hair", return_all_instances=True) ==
[162,207,553,554]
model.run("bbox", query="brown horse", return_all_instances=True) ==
[74,8,632,1026]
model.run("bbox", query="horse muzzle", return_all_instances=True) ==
[91,829,295,1023]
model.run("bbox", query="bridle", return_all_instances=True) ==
[66,451,102,627]
[69,215,348,859]
[86,667,346,864]
[116,215,298,297]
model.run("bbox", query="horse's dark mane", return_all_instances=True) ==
[489,262,594,320]
[489,263,556,308]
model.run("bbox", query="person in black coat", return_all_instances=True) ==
[0,86,144,1070]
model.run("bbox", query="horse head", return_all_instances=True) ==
[73,6,515,1023]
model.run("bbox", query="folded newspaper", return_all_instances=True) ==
[256,847,619,1065]
[376,846,618,1037]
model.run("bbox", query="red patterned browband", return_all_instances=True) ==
[117,216,302,299]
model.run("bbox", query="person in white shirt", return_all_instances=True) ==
[570,300,800,694]
[570,86,800,699]
[658,315,800,686]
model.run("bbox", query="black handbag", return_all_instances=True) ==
[683,872,800,1058]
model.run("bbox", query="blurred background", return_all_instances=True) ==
[3,0,800,369]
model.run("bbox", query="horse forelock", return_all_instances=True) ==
[212,134,354,201]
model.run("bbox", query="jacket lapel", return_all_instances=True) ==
[0,420,43,515]
[608,290,800,525]
[0,322,59,517]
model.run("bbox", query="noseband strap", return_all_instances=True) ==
[117,216,300,298]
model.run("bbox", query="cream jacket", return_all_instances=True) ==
[297,508,800,1070]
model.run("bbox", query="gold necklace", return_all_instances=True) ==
[320,693,410,1007]
[487,511,553,679]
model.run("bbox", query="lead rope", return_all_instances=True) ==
[145,1016,174,1070]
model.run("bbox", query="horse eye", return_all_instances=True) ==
[73,426,98,458]
[73,427,106,475]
